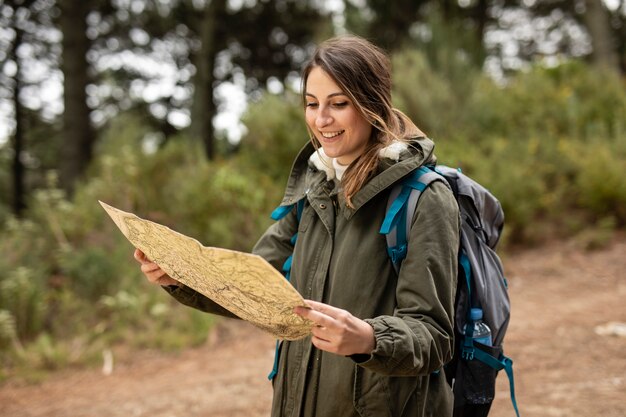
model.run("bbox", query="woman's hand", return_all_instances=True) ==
[294,300,375,356]
[133,249,180,287]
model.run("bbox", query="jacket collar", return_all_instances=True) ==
[278,137,436,217]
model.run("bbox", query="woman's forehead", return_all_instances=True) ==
[305,67,346,98]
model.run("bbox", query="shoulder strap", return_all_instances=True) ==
[380,166,444,274]
[270,198,305,280]
[268,198,305,381]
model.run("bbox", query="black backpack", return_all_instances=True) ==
[380,165,520,417]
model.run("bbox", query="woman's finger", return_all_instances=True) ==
[146,269,167,282]
[155,274,179,286]
[134,249,148,263]
[304,300,345,318]
[140,262,161,274]
[294,306,336,329]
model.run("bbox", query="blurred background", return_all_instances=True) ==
[0,0,625,407]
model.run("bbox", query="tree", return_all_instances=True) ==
[503,0,623,74]
[6,1,29,216]
[346,0,625,76]
[179,0,327,159]
[58,0,95,195]
[344,0,494,70]
[583,0,620,72]
[0,0,60,215]
[189,0,226,160]
[80,0,326,160]
[344,0,427,52]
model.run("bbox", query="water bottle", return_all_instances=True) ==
[467,308,492,346]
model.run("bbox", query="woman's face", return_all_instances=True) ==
[304,67,372,166]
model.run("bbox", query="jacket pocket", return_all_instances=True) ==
[353,366,419,417]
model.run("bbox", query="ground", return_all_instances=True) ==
[1,236,625,417]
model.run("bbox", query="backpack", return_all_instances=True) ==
[380,165,520,417]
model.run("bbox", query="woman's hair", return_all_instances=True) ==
[301,35,424,208]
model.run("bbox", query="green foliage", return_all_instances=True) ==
[465,62,626,142]
[58,247,118,301]
[0,267,46,341]
[1,49,626,382]
[239,92,309,182]
[0,112,287,380]
[0,310,19,350]
[392,49,467,138]
[0,145,10,223]
[391,47,626,244]
[574,138,626,223]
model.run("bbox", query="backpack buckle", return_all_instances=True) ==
[462,346,475,361]
[387,245,407,264]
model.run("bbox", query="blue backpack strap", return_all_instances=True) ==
[268,198,305,380]
[473,349,521,417]
[270,199,305,280]
[459,250,478,361]
[380,166,444,273]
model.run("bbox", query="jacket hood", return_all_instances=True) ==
[278,136,437,215]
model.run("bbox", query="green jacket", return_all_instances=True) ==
[167,137,460,417]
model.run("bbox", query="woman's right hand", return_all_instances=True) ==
[133,249,180,287]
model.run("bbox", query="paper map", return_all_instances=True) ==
[99,201,312,340]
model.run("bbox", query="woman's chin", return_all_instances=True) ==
[320,144,341,158]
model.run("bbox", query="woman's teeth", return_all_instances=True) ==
[321,131,344,138]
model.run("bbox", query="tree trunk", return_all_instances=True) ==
[58,0,94,195]
[190,0,226,160]
[584,0,620,72]
[10,14,26,216]
[472,0,489,65]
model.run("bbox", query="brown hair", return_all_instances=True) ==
[302,35,424,208]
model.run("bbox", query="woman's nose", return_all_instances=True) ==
[315,111,333,128]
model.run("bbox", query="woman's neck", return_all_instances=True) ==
[332,158,349,181]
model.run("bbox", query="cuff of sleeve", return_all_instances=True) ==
[162,283,194,300]
[349,318,395,370]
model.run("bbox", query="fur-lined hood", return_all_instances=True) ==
[278,136,437,216]
[309,140,414,181]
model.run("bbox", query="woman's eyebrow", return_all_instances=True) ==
[305,92,348,99]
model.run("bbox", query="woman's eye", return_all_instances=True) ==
[333,102,348,108]
[306,102,318,108]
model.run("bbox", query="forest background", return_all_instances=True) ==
[0,0,625,382]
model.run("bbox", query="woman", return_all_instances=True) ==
[135,35,460,417]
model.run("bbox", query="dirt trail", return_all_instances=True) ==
[1,237,625,417]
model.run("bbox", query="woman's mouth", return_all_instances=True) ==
[320,130,345,139]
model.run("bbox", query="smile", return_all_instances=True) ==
[320,130,345,139]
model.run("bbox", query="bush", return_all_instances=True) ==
[574,137,626,224]
[239,91,310,182]
[2,55,626,381]
[392,48,626,245]
[0,267,46,341]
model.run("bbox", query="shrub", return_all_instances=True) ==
[0,267,46,341]
[239,91,309,182]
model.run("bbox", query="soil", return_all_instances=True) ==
[1,237,625,417]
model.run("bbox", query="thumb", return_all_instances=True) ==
[134,248,148,263]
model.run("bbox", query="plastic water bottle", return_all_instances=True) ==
[467,308,492,346]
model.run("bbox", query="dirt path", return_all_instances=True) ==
[1,238,625,417]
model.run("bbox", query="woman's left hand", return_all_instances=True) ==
[294,300,375,356]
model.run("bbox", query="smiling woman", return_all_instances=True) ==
[136,34,460,417]
[304,67,372,166]
[300,35,425,209]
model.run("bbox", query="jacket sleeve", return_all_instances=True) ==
[251,205,299,273]
[162,284,239,319]
[162,206,299,319]
[356,181,460,376]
